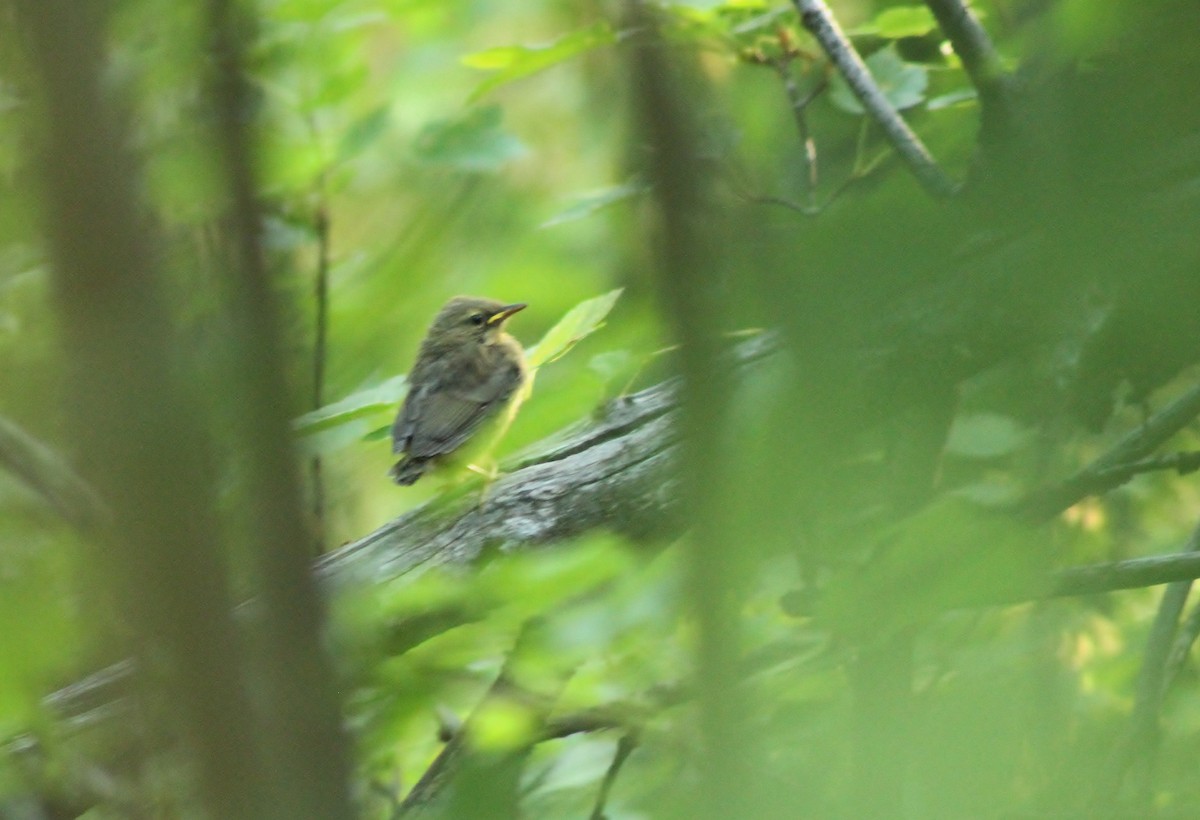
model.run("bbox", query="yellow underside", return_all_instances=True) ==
[426,387,527,485]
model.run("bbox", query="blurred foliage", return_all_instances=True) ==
[3,0,1200,817]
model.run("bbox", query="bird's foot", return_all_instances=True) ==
[465,461,499,480]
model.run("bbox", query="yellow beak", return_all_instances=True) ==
[487,303,527,325]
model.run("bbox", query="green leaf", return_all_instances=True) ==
[587,349,635,382]
[946,413,1029,459]
[412,105,528,172]
[462,21,615,103]
[819,497,1050,641]
[874,6,938,39]
[927,87,978,110]
[730,7,794,37]
[539,179,648,229]
[829,46,929,114]
[525,289,623,370]
[363,424,391,442]
[337,106,391,162]
[472,697,539,750]
[324,10,388,33]
[292,374,407,437]
[296,418,374,457]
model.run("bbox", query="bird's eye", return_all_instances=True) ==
[468,313,486,326]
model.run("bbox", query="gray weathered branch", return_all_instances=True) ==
[792,0,959,197]
[318,332,778,590]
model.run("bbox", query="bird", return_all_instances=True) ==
[390,296,528,486]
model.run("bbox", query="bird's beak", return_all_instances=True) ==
[487,303,527,325]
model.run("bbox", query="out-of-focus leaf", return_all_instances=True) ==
[927,87,978,110]
[587,349,635,382]
[0,536,80,731]
[730,7,794,37]
[337,106,391,162]
[829,46,928,114]
[363,424,391,442]
[267,0,342,23]
[296,419,374,457]
[819,497,1051,640]
[263,213,318,252]
[473,697,539,750]
[413,105,528,172]
[525,736,616,795]
[462,21,615,103]
[946,413,1029,459]
[953,481,1022,506]
[293,374,406,436]
[0,86,21,116]
[525,289,623,370]
[324,10,388,33]
[539,179,648,229]
[851,6,938,38]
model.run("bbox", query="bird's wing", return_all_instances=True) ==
[393,361,522,458]
[391,384,424,455]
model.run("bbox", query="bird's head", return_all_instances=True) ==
[427,296,527,349]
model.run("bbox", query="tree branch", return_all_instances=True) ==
[791,0,958,197]
[310,201,332,552]
[1048,551,1200,599]
[1019,382,1200,521]
[773,56,825,211]
[1165,596,1200,689]
[0,414,107,532]
[924,0,1012,144]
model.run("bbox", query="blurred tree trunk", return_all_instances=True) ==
[13,1,354,817]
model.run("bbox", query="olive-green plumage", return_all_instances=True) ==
[390,296,528,485]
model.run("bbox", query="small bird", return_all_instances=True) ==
[390,296,528,485]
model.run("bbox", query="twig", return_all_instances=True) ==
[395,621,572,817]
[589,732,639,820]
[720,158,822,216]
[1090,450,1200,485]
[0,414,107,532]
[790,0,959,197]
[780,68,818,209]
[541,682,691,743]
[773,55,826,210]
[310,201,331,554]
[541,710,631,741]
[739,192,820,215]
[1047,551,1200,599]
[1020,382,1200,521]
[1091,519,1200,810]
[1164,597,1200,688]
[923,0,1012,143]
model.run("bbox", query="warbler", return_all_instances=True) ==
[390,296,528,485]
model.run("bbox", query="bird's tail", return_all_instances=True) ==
[390,456,427,485]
